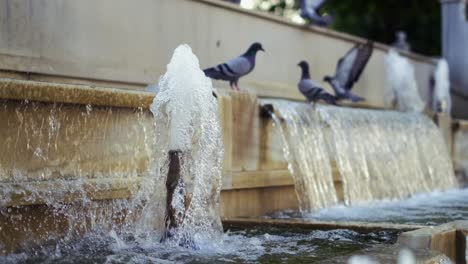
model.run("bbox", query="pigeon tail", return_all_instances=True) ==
[320,93,338,105]
[314,14,334,27]
[203,67,224,80]
[348,93,365,103]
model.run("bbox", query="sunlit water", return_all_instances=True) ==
[0,227,398,264]
[265,99,457,212]
[270,188,468,225]
[0,45,224,261]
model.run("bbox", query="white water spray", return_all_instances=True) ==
[143,44,224,245]
[384,49,424,112]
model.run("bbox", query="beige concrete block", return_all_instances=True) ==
[220,186,298,217]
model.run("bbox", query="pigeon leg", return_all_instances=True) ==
[312,102,317,110]
[229,80,235,90]
[234,80,240,91]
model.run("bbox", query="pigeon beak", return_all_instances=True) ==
[260,47,265,52]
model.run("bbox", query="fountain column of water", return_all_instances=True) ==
[140,44,224,247]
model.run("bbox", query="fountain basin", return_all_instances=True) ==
[0,77,463,257]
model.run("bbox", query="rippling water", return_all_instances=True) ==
[0,227,398,264]
[270,188,468,225]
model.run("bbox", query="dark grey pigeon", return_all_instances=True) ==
[222,0,241,4]
[392,31,411,51]
[299,0,334,27]
[323,40,373,102]
[297,61,337,105]
[203,42,264,90]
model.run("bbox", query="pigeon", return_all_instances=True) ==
[203,42,264,90]
[299,0,334,27]
[384,49,424,112]
[392,31,411,51]
[297,61,337,105]
[222,0,240,4]
[429,59,451,114]
[323,40,374,102]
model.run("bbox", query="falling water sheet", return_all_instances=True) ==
[265,99,457,212]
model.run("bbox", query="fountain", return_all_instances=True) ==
[266,100,457,212]
[0,1,465,261]
[140,44,224,246]
[0,45,225,256]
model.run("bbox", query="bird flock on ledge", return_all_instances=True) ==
[203,41,374,106]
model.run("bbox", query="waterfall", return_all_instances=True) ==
[267,99,457,212]
[269,100,338,210]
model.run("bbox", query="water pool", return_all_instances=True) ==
[270,188,468,225]
[0,227,398,264]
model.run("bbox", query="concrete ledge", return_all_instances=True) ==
[0,78,154,109]
[0,177,145,207]
[222,170,293,190]
[398,220,468,263]
[223,217,424,232]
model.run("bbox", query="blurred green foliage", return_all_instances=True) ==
[256,0,441,56]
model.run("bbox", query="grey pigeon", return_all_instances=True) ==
[299,0,334,27]
[297,61,337,105]
[323,40,373,102]
[222,0,240,4]
[392,31,410,51]
[203,42,264,90]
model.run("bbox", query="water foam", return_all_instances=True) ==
[142,44,224,245]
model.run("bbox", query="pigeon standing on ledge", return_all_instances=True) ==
[323,41,374,102]
[297,61,337,105]
[203,42,264,90]
[392,31,411,52]
[299,0,334,27]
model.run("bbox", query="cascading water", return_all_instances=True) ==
[266,99,457,212]
[268,100,338,210]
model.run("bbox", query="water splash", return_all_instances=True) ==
[0,44,224,253]
[266,100,457,212]
[384,49,424,113]
[142,44,224,245]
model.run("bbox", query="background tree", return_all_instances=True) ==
[254,0,441,56]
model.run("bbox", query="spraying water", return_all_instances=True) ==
[430,59,451,114]
[266,100,457,212]
[384,49,424,113]
[0,44,224,255]
[143,44,224,247]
